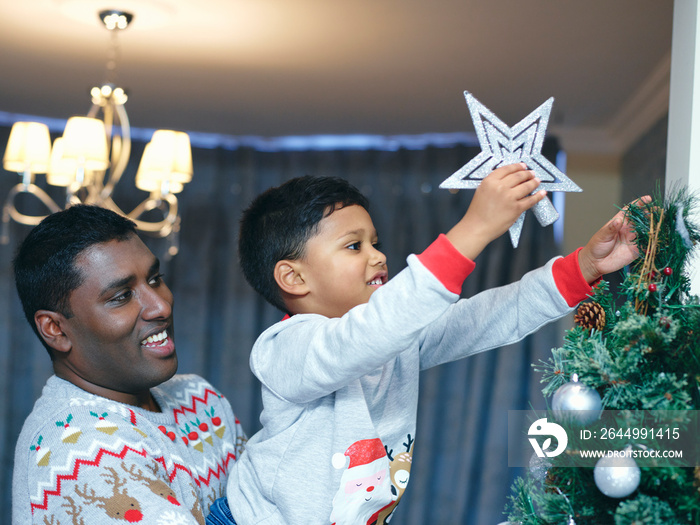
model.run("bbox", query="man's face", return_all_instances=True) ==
[296,204,388,318]
[57,234,177,399]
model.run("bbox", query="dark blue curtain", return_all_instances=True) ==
[0,126,562,524]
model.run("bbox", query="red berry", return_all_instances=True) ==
[167,431,176,441]
[648,283,657,292]
[199,423,209,432]
[663,267,673,276]
[182,436,189,445]
[188,431,199,441]
[211,417,222,426]
[158,425,167,434]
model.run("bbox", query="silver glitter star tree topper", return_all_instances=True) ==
[440,91,582,247]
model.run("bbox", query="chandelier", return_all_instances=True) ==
[1,10,192,257]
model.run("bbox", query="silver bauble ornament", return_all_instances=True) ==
[593,454,641,498]
[552,374,602,426]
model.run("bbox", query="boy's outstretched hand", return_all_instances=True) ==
[577,196,652,284]
[446,163,546,260]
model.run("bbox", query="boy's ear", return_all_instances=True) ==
[34,310,72,353]
[274,260,309,297]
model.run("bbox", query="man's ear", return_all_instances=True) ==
[274,260,309,297]
[34,310,72,353]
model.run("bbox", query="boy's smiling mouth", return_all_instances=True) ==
[367,273,387,288]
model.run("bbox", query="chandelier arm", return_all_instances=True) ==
[128,193,178,236]
[5,183,62,219]
[101,194,179,237]
[1,184,63,243]
[101,102,131,202]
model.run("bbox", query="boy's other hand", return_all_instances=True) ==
[578,196,652,283]
[446,163,546,260]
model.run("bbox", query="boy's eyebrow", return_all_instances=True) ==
[337,228,378,240]
[340,229,364,237]
[98,257,160,298]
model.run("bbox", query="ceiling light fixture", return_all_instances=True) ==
[1,9,192,257]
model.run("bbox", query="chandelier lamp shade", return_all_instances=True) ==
[1,10,192,256]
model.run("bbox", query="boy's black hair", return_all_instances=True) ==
[13,205,137,355]
[239,176,370,313]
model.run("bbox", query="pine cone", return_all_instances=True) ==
[574,302,606,331]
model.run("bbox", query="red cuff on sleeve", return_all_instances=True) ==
[552,247,595,307]
[416,234,476,294]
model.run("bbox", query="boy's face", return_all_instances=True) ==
[296,204,388,318]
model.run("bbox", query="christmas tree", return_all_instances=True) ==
[505,188,700,524]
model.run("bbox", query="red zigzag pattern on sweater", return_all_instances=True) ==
[31,444,237,513]
[171,388,242,426]
[32,387,237,513]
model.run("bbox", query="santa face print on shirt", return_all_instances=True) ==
[330,438,392,525]
[330,436,414,525]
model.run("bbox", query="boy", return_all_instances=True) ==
[214,164,642,524]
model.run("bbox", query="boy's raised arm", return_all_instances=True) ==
[445,163,546,260]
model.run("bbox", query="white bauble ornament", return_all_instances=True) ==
[552,374,602,426]
[593,454,641,498]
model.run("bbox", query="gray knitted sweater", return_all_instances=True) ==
[13,374,246,524]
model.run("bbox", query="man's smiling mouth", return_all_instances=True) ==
[141,330,169,347]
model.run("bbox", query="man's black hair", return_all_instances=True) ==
[13,205,137,355]
[238,176,369,313]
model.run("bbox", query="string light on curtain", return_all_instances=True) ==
[1,10,192,256]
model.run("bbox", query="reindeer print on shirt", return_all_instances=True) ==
[74,466,143,522]
[121,462,181,507]
[376,434,414,524]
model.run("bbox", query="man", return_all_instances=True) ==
[12,205,245,524]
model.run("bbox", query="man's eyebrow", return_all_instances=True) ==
[99,274,134,298]
[148,258,161,276]
[99,257,160,298]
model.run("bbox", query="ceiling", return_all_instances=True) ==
[0,0,674,155]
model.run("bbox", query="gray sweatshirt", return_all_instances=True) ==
[226,235,590,524]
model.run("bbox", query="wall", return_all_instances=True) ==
[562,152,623,256]
[560,114,669,265]
[621,115,668,201]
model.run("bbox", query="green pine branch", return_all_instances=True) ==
[508,188,700,524]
